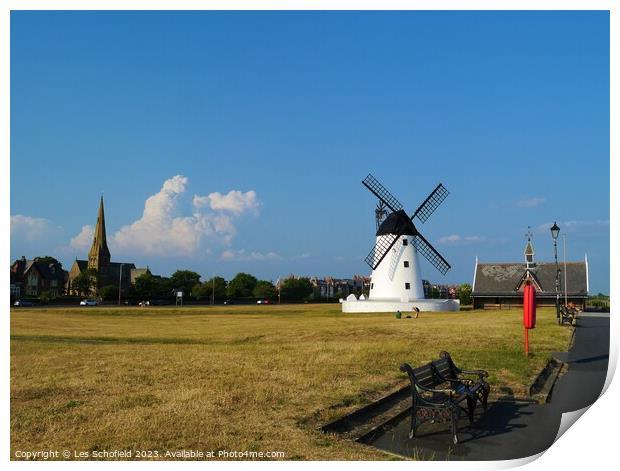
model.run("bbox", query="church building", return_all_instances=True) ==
[66,197,148,295]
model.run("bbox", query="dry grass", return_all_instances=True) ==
[10,304,572,460]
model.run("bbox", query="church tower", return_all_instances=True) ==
[88,196,111,275]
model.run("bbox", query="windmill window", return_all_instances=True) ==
[402,239,408,246]
[405,283,411,290]
[403,261,410,268]
[370,283,374,289]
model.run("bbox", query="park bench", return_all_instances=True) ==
[559,304,579,326]
[399,351,490,445]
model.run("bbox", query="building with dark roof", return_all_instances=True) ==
[10,256,68,298]
[471,256,589,310]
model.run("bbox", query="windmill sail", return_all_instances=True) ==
[364,232,402,270]
[362,174,403,213]
[412,232,451,275]
[411,183,449,223]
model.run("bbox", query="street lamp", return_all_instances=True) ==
[550,222,560,324]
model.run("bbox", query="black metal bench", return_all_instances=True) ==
[559,305,578,326]
[399,351,490,444]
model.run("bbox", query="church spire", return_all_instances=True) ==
[88,196,111,272]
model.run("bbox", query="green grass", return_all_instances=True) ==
[10,304,572,460]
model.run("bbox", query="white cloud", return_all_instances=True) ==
[220,249,281,261]
[439,234,461,245]
[69,225,94,251]
[439,234,486,246]
[536,220,609,234]
[89,175,261,257]
[10,215,61,241]
[516,197,546,208]
[193,190,259,215]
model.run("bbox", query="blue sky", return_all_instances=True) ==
[10,11,610,293]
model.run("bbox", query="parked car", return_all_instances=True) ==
[223,299,234,305]
[13,300,34,307]
[80,299,98,306]
[257,299,271,304]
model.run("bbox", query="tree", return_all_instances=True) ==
[39,290,52,304]
[169,270,202,299]
[34,256,63,269]
[193,276,227,301]
[72,268,98,296]
[99,285,119,301]
[457,283,472,305]
[227,273,258,298]
[134,273,170,300]
[253,280,277,300]
[280,277,313,301]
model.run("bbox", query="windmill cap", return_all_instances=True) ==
[376,210,417,236]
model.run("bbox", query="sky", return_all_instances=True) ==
[10,11,610,293]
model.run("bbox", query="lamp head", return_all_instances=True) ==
[550,222,560,240]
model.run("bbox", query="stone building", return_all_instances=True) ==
[66,197,146,296]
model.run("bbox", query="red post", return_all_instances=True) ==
[524,328,529,355]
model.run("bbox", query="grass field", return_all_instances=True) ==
[10,304,572,460]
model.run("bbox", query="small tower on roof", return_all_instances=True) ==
[88,196,111,274]
[524,227,536,271]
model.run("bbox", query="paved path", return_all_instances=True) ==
[368,313,610,460]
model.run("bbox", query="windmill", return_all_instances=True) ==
[361,174,451,302]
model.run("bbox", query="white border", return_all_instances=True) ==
[2,2,615,470]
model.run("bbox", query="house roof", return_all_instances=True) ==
[22,260,67,283]
[72,260,136,278]
[75,259,89,271]
[109,262,136,269]
[472,261,587,296]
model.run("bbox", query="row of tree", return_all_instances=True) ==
[30,255,474,304]
[81,270,314,303]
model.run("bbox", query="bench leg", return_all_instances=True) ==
[482,383,490,412]
[451,408,460,445]
[408,409,417,439]
[466,396,476,424]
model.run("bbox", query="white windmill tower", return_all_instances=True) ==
[361,174,451,303]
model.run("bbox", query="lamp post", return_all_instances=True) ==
[550,222,560,324]
[118,263,124,306]
[563,234,568,307]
